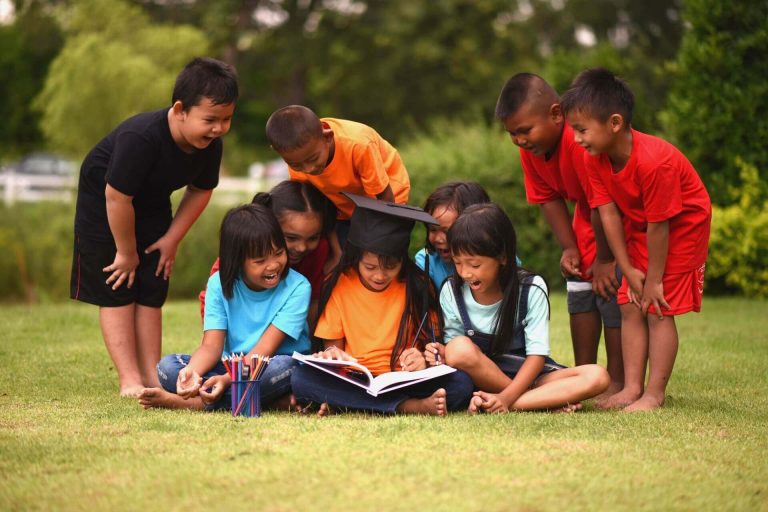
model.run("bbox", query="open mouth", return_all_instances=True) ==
[466,280,482,290]
[262,272,280,285]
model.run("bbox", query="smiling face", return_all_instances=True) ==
[279,212,323,265]
[427,205,459,263]
[357,251,402,292]
[279,132,333,175]
[566,109,621,156]
[502,102,563,158]
[171,97,235,152]
[241,245,287,291]
[452,251,505,304]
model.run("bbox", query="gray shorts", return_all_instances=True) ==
[566,279,621,328]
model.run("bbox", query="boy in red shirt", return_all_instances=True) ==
[495,73,623,401]
[265,105,410,272]
[562,68,711,412]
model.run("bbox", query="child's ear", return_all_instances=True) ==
[171,100,186,118]
[609,113,625,133]
[549,103,563,123]
[498,254,508,266]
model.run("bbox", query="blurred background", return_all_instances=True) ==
[1,0,766,302]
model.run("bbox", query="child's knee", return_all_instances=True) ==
[156,353,186,391]
[445,336,482,369]
[583,364,610,393]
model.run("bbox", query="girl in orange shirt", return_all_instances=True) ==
[291,194,473,416]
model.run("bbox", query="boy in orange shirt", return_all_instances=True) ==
[495,73,623,401]
[562,68,711,412]
[266,105,410,271]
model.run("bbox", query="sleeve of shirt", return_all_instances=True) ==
[439,282,464,343]
[352,140,389,196]
[271,273,311,340]
[640,163,683,222]
[521,150,559,204]
[585,155,613,208]
[314,289,345,340]
[414,249,427,272]
[203,273,228,331]
[522,276,550,356]
[106,131,157,196]
[191,139,222,190]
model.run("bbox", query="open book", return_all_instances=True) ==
[292,351,456,397]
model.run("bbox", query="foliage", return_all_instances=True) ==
[400,120,561,285]
[34,0,210,159]
[707,159,768,297]
[1,297,767,510]
[0,1,63,159]
[661,0,768,205]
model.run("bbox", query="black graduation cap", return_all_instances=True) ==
[342,192,438,257]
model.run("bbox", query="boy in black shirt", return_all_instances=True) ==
[71,57,238,397]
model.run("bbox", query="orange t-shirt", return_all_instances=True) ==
[314,268,406,375]
[288,118,410,219]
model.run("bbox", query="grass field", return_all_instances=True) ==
[1,295,766,511]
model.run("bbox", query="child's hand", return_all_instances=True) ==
[399,348,426,372]
[103,251,139,290]
[176,367,202,398]
[625,267,646,308]
[145,235,179,280]
[314,346,357,362]
[641,279,669,319]
[469,391,509,414]
[588,259,620,300]
[198,374,231,405]
[559,248,582,278]
[424,342,445,367]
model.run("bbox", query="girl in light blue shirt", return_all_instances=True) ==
[425,203,609,413]
[139,203,310,411]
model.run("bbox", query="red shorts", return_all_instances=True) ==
[617,264,705,316]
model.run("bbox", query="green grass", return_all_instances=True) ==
[1,295,766,511]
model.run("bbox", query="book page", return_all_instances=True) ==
[369,364,456,395]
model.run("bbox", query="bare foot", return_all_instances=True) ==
[120,384,145,398]
[598,388,642,410]
[623,394,665,413]
[317,402,332,417]
[592,382,623,409]
[552,402,583,413]
[468,395,486,415]
[267,393,295,411]
[138,387,203,410]
[397,389,447,416]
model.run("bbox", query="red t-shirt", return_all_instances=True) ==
[585,129,711,273]
[521,123,596,276]
[198,238,329,319]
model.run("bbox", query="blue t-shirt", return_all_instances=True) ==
[439,275,550,356]
[415,249,454,290]
[204,268,311,356]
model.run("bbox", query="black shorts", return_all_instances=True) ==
[70,236,169,308]
[492,352,567,382]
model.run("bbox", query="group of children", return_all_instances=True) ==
[71,57,711,416]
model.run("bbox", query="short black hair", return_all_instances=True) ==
[218,203,287,299]
[560,68,634,125]
[265,105,323,152]
[495,73,558,120]
[172,57,239,111]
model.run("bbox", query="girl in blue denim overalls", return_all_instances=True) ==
[425,202,610,413]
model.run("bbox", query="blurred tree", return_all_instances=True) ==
[34,0,209,159]
[0,1,63,158]
[662,0,768,205]
[133,0,684,167]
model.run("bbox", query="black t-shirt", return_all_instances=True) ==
[74,109,222,245]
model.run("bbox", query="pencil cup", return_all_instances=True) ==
[231,380,262,417]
